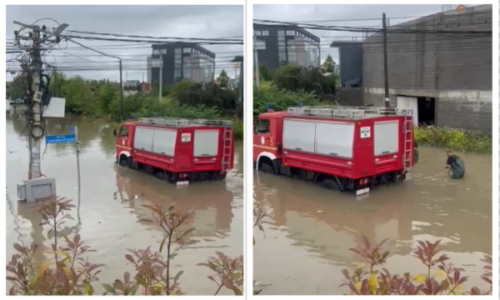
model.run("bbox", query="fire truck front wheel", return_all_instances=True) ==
[259,161,275,174]
[119,155,131,168]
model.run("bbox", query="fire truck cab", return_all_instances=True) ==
[253,106,415,195]
[115,117,234,183]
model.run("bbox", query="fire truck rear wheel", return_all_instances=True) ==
[321,178,340,190]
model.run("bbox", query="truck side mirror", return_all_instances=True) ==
[113,129,117,137]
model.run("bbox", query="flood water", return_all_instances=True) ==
[254,147,492,295]
[6,113,243,295]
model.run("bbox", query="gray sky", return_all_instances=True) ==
[254,4,471,64]
[6,5,243,82]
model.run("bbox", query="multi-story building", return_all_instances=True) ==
[232,55,243,103]
[253,23,321,71]
[331,5,492,133]
[148,42,216,86]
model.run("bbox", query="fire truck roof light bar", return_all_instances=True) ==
[137,117,233,127]
[287,106,413,119]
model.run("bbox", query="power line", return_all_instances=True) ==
[64,29,243,42]
[253,19,492,35]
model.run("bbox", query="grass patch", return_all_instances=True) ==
[414,126,492,154]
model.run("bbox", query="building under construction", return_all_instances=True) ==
[333,5,492,133]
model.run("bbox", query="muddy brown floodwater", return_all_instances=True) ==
[254,146,492,295]
[6,113,243,295]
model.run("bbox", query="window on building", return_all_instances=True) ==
[254,31,262,36]
[183,48,191,53]
[286,30,295,36]
[262,30,269,36]
[153,49,160,55]
[160,49,167,54]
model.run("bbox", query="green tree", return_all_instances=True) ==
[272,65,337,96]
[64,76,95,115]
[217,69,230,87]
[97,82,118,115]
[6,73,28,100]
[258,64,272,81]
[323,55,335,73]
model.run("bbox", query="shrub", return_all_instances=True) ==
[414,126,492,153]
[253,87,326,120]
[340,237,492,295]
[7,197,243,296]
[272,65,337,96]
[232,118,243,141]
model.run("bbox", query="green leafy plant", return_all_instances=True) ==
[414,126,491,153]
[340,236,492,295]
[7,197,104,295]
[7,197,243,296]
[253,206,271,295]
[198,252,244,295]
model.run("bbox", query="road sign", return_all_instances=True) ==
[69,126,75,134]
[46,134,76,144]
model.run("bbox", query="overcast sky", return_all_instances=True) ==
[6,5,243,82]
[254,4,473,63]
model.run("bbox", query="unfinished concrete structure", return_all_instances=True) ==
[338,5,492,133]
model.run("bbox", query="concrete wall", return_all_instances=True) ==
[362,5,492,134]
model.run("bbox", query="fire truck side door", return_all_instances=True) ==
[116,125,131,149]
[254,118,275,154]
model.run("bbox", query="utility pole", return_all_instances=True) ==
[119,59,124,121]
[159,57,163,103]
[254,45,260,90]
[382,13,390,108]
[28,25,44,179]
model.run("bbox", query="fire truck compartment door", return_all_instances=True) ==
[374,121,399,156]
[283,119,316,153]
[194,130,219,157]
[315,121,354,158]
[134,126,155,152]
[152,128,177,156]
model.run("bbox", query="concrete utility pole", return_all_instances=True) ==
[254,45,260,90]
[28,25,44,179]
[159,57,163,103]
[119,59,124,121]
[382,13,390,108]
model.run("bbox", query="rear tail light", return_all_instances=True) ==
[359,179,368,185]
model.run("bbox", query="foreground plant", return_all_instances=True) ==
[340,237,492,295]
[7,197,104,295]
[198,252,244,295]
[7,197,244,296]
[253,206,271,295]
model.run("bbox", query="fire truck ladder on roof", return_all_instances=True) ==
[402,110,413,171]
[221,126,233,171]
[287,106,412,119]
[137,117,233,127]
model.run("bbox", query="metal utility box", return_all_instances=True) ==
[17,177,57,202]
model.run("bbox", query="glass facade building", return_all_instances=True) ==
[149,43,216,86]
[254,24,320,71]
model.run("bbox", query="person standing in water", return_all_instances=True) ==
[445,150,465,179]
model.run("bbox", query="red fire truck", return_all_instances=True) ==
[253,106,415,195]
[115,117,234,183]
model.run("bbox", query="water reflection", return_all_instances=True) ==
[6,114,243,295]
[115,167,234,241]
[254,147,492,295]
